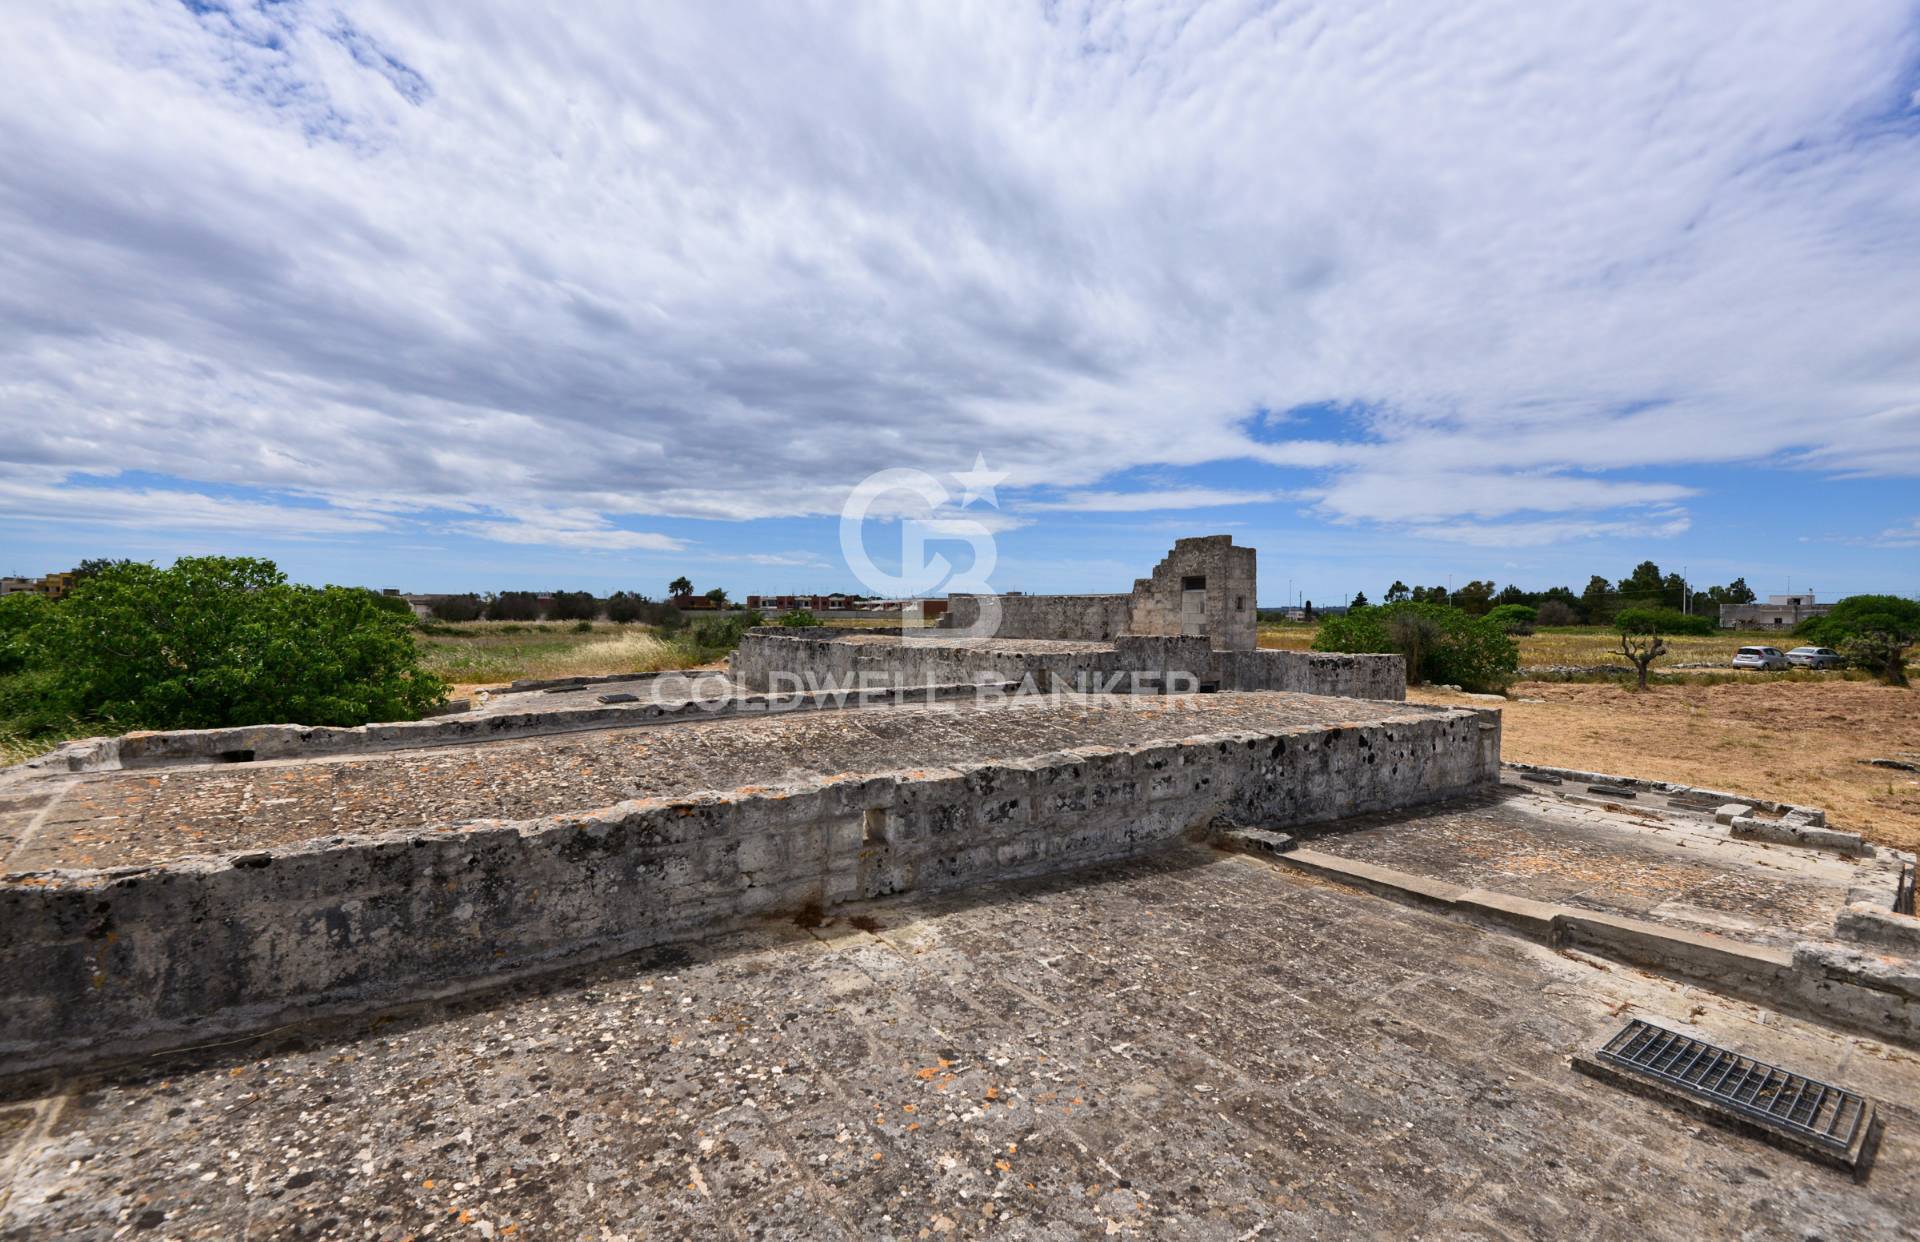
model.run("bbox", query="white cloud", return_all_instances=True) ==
[1407,514,1694,548]
[1,1,1917,550]
[0,475,390,537]
[1875,517,1920,548]
[1024,488,1291,512]
[451,510,683,552]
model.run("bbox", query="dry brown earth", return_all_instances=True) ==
[1412,680,1920,853]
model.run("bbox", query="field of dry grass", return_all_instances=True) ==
[1412,680,1920,853]
[417,621,690,688]
[1259,622,1809,668]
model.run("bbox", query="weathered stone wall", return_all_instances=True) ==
[731,630,1406,701]
[940,594,1133,641]
[936,534,1258,651]
[1211,650,1406,701]
[0,705,1494,1074]
[2,678,999,776]
[1126,535,1259,651]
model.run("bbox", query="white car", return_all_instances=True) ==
[1731,646,1789,671]
[1785,646,1842,669]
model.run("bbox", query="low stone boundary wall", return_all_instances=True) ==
[0,681,1011,778]
[731,629,1407,701]
[1211,650,1405,701]
[0,706,1496,1075]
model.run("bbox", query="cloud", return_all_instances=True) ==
[1309,472,1694,524]
[1407,514,1694,548]
[1874,517,1920,548]
[0,475,390,537]
[1,1,1918,556]
[1024,488,1291,512]
[450,510,684,552]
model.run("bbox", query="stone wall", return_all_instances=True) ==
[941,594,1133,641]
[730,629,1406,700]
[936,534,1258,651]
[1125,535,1259,651]
[1211,650,1406,700]
[0,705,1494,1073]
[730,629,1215,695]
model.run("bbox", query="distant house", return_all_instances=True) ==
[668,593,720,610]
[1,571,77,600]
[1719,592,1833,629]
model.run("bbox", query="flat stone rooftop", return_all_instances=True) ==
[1296,781,1876,951]
[3,843,1913,1239]
[1,693,1445,872]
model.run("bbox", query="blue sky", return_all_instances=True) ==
[2,2,1918,606]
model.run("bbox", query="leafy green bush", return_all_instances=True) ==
[774,609,822,627]
[1312,601,1518,692]
[0,592,50,676]
[605,592,682,629]
[1535,599,1579,627]
[1799,594,1920,685]
[429,594,485,622]
[550,590,598,621]
[681,610,764,658]
[1612,607,1714,637]
[484,591,543,621]
[17,556,447,732]
[1484,603,1536,634]
[363,591,417,620]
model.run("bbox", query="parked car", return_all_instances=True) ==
[1785,645,1842,669]
[1731,646,1790,670]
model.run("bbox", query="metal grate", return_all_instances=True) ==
[1595,1020,1869,1158]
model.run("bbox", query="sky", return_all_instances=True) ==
[2,2,1918,607]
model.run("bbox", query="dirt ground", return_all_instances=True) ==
[1411,680,1920,854]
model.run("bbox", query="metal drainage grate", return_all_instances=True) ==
[1594,1019,1871,1161]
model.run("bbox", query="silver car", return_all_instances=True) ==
[1786,645,1842,669]
[1732,645,1790,670]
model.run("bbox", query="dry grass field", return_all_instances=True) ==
[417,621,689,687]
[1259,622,1807,668]
[1412,680,1920,853]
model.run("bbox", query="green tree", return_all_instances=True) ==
[0,592,50,676]
[1612,607,1712,637]
[362,590,417,619]
[1384,581,1411,603]
[1455,580,1496,616]
[1312,600,1518,692]
[429,594,484,622]
[1617,561,1666,610]
[27,557,446,731]
[72,557,132,582]
[605,591,644,624]
[1485,603,1536,633]
[1535,599,1579,627]
[550,590,598,621]
[1580,575,1614,622]
[669,576,693,597]
[1798,595,1920,686]
[1350,591,1370,608]
[484,591,542,621]
[704,586,730,608]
